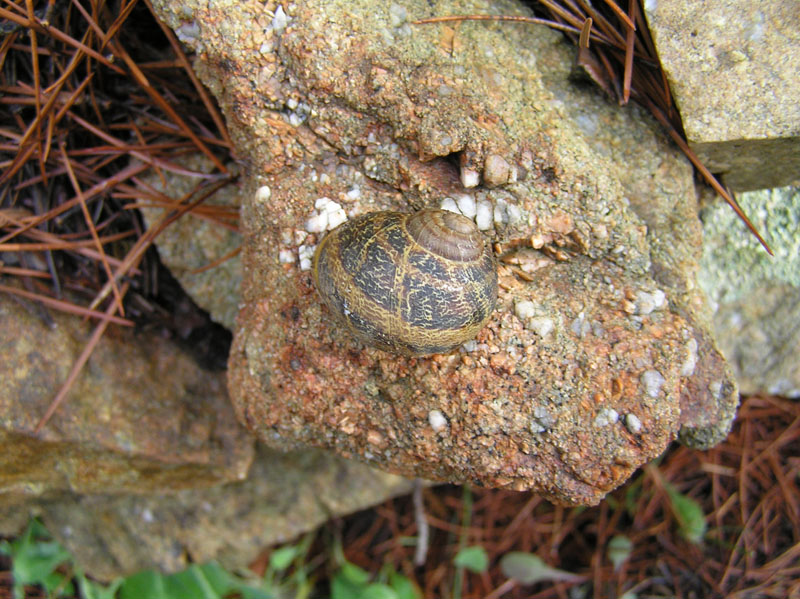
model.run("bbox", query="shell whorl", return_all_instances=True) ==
[312,209,497,356]
[405,209,484,262]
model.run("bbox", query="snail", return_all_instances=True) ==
[312,209,498,356]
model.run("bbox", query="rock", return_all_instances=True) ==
[0,289,414,579]
[0,291,254,503]
[150,0,738,505]
[643,1,800,191]
[0,446,412,580]
[699,185,800,398]
[137,155,242,330]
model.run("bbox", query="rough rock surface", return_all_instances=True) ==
[138,155,242,330]
[0,291,253,503]
[699,185,800,398]
[150,0,739,505]
[643,1,800,191]
[0,446,411,580]
[0,286,413,578]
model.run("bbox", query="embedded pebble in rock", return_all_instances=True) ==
[428,410,448,432]
[483,154,512,187]
[514,300,536,321]
[528,317,554,338]
[475,199,494,231]
[460,166,480,188]
[625,414,642,435]
[149,0,740,504]
[642,370,667,399]
[635,289,666,315]
[594,408,619,428]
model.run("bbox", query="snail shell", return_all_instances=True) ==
[312,209,498,356]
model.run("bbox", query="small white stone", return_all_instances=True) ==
[288,112,303,127]
[635,289,666,315]
[483,154,511,186]
[141,508,154,523]
[625,413,642,434]
[461,339,478,352]
[681,337,698,377]
[493,198,509,225]
[641,369,666,398]
[305,212,328,233]
[529,317,554,338]
[515,300,536,321]
[428,410,448,432]
[293,229,307,245]
[505,202,522,224]
[326,208,347,230]
[272,5,288,31]
[475,200,493,230]
[315,197,332,210]
[461,167,480,188]
[456,194,477,219]
[345,186,361,200]
[279,249,295,264]
[594,408,619,427]
[298,244,314,271]
[255,185,271,203]
[440,197,459,213]
[571,312,591,338]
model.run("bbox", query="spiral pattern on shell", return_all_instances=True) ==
[312,209,498,356]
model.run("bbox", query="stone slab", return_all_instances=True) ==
[644,1,800,191]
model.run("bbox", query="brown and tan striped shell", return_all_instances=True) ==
[312,209,497,356]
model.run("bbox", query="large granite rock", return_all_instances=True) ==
[0,445,411,580]
[699,185,800,398]
[0,291,254,503]
[643,1,800,191]
[0,287,413,579]
[150,0,738,505]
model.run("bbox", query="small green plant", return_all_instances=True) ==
[0,519,74,598]
[499,552,581,586]
[0,520,323,599]
[664,482,707,544]
[452,546,488,574]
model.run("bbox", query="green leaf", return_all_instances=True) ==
[360,582,398,599]
[665,484,707,544]
[606,536,633,571]
[453,545,488,573]
[119,570,167,599]
[76,571,123,599]
[3,520,72,599]
[499,552,582,585]
[388,570,422,599]
[269,546,300,571]
[339,561,371,585]
[331,571,366,599]
[120,563,241,599]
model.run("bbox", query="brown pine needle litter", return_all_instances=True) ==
[1,2,795,597]
[1,0,236,429]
